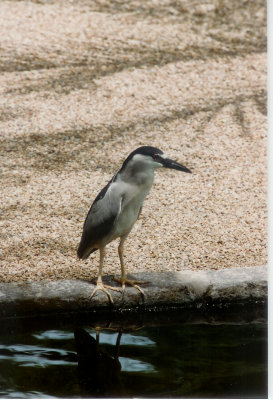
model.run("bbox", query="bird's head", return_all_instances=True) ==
[120,146,192,174]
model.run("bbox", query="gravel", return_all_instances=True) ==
[0,0,267,284]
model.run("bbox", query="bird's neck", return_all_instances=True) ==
[119,167,155,188]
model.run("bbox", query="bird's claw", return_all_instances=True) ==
[90,282,121,304]
[114,277,147,295]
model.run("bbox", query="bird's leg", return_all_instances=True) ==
[114,237,147,295]
[90,247,121,304]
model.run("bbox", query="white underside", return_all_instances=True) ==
[105,169,155,243]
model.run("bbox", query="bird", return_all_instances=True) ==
[77,146,191,303]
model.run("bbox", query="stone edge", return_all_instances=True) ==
[0,265,267,318]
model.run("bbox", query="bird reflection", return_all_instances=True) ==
[74,327,125,397]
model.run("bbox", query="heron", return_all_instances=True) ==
[77,146,191,303]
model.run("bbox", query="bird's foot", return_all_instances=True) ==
[114,277,147,295]
[90,282,122,304]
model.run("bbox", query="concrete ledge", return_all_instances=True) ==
[0,265,267,318]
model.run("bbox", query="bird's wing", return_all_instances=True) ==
[77,178,123,259]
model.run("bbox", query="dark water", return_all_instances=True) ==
[0,307,267,398]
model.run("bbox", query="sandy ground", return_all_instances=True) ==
[0,0,267,283]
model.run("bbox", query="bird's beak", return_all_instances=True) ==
[161,157,192,173]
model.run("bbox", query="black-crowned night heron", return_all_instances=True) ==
[77,146,191,303]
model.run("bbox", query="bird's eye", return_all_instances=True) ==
[153,154,161,161]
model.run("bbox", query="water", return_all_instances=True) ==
[0,306,267,398]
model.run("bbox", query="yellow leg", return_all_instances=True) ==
[90,247,121,304]
[114,237,147,295]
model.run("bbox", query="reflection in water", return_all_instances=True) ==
[0,343,76,368]
[74,328,125,397]
[0,307,267,398]
[74,326,157,397]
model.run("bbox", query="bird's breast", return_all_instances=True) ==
[113,179,153,238]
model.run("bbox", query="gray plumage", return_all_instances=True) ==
[77,146,191,303]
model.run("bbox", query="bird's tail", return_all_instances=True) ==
[77,239,97,260]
